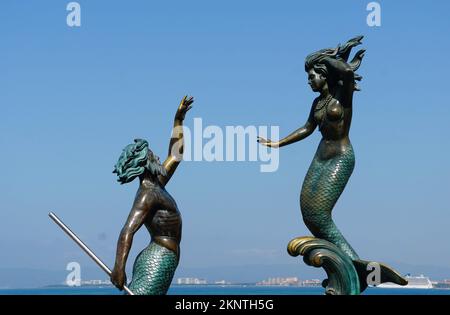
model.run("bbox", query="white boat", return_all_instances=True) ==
[378,274,433,289]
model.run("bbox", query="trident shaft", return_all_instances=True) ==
[48,212,134,295]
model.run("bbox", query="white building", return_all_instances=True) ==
[176,277,207,285]
[257,277,299,286]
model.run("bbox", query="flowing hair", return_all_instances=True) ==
[113,139,167,184]
[305,35,365,92]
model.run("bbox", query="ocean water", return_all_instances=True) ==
[1,285,449,295]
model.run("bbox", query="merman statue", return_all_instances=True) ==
[110,96,194,295]
[258,36,407,294]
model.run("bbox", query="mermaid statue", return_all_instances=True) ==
[110,96,194,295]
[258,36,407,294]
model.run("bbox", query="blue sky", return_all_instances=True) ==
[1,0,450,284]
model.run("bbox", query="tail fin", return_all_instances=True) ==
[353,259,408,292]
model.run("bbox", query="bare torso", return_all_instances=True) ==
[139,179,182,254]
[312,97,353,160]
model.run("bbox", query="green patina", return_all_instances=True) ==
[113,138,166,184]
[129,242,179,295]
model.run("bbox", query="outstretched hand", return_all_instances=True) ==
[175,95,194,121]
[257,136,277,147]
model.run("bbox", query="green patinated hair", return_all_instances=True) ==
[305,35,365,91]
[113,139,167,184]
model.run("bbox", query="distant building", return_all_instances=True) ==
[256,277,299,286]
[176,277,207,285]
[300,279,322,287]
[256,277,324,287]
[80,279,111,286]
[214,280,231,285]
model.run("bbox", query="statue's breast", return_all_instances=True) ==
[326,101,344,122]
[314,99,344,131]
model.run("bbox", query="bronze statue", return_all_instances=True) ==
[110,96,194,295]
[258,36,407,294]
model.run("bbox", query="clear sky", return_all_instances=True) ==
[1,0,450,284]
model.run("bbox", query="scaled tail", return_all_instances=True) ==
[129,242,179,295]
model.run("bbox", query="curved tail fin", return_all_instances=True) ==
[353,259,408,292]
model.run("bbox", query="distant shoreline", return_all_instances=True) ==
[0,283,449,291]
[1,286,450,296]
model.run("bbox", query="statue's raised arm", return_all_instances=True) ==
[158,96,194,187]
